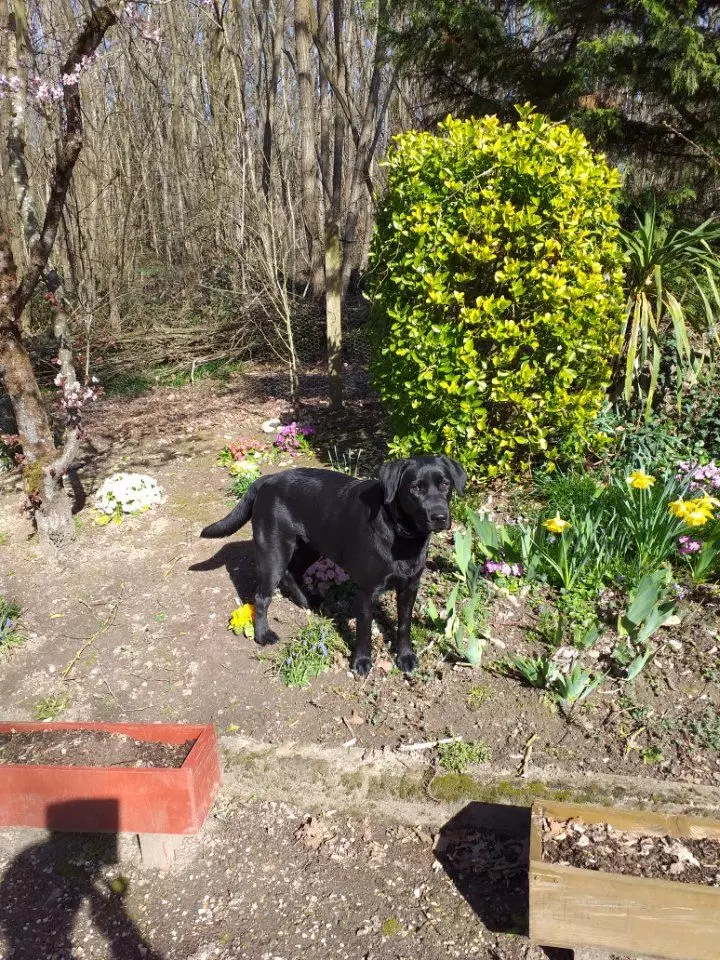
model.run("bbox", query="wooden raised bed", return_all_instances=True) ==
[0,721,221,836]
[529,799,720,960]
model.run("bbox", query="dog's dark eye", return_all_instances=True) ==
[439,479,450,490]
[409,482,419,494]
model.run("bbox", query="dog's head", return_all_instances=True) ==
[378,455,466,533]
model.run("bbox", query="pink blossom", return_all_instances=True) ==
[678,535,702,556]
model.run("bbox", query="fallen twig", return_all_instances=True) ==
[62,587,124,680]
[518,732,537,777]
[398,736,461,753]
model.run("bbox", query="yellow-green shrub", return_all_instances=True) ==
[367,107,627,477]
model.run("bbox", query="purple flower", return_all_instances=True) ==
[678,535,702,555]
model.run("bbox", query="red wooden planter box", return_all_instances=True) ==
[0,722,221,835]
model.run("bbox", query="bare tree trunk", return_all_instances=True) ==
[317,0,332,202]
[325,0,346,410]
[0,221,75,546]
[262,0,286,199]
[295,0,324,293]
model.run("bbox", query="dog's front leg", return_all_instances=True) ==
[395,579,420,674]
[351,588,376,677]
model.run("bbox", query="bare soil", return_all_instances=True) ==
[0,729,195,767]
[0,368,718,785]
[543,816,720,886]
[0,797,548,960]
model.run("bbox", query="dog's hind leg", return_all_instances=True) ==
[253,529,296,646]
[282,542,321,609]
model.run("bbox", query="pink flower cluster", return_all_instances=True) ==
[303,557,349,596]
[1,54,100,104]
[0,74,22,99]
[677,461,720,492]
[61,54,99,89]
[121,4,162,44]
[483,560,524,578]
[678,535,702,556]
[53,373,103,428]
[275,422,315,456]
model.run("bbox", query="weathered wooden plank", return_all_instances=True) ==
[529,801,720,960]
[535,799,720,842]
[137,833,183,870]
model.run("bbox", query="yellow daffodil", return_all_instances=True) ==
[669,495,719,527]
[685,508,710,528]
[228,603,255,638]
[695,494,720,515]
[669,499,689,519]
[626,469,655,490]
[543,514,571,534]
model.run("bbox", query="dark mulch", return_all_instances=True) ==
[0,730,195,768]
[543,817,720,887]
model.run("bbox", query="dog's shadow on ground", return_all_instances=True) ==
[189,540,257,603]
[435,802,571,960]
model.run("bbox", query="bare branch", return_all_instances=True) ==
[13,4,120,317]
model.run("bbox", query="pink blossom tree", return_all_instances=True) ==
[0,2,155,547]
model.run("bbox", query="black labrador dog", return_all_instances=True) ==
[201,455,466,675]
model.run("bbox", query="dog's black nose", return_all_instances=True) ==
[431,511,449,526]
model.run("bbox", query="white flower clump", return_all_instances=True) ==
[95,473,165,516]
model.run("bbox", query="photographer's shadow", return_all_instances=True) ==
[434,802,570,959]
[0,799,163,960]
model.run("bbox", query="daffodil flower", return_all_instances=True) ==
[685,508,711,528]
[669,495,718,527]
[543,514,571,534]
[669,499,689,519]
[626,469,655,490]
[228,603,255,638]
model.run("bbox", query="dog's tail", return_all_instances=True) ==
[200,480,261,539]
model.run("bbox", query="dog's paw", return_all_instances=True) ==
[351,655,373,677]
[256,629,280,647]
[397,651,418,675]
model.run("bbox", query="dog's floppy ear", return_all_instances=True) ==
[378,459,408,505]
[441,456,467,496]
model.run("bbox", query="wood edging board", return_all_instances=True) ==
[529,799,720,960]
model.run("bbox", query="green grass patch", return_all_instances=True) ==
[0,599,24,653]
[437,739,492,773]
[103,358,245,398]
[466,685,491,710]
[34,693,71,721]
[102,371,154,398]
[277,616,346,689]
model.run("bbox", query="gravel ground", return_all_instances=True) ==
[0,798,562,960]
